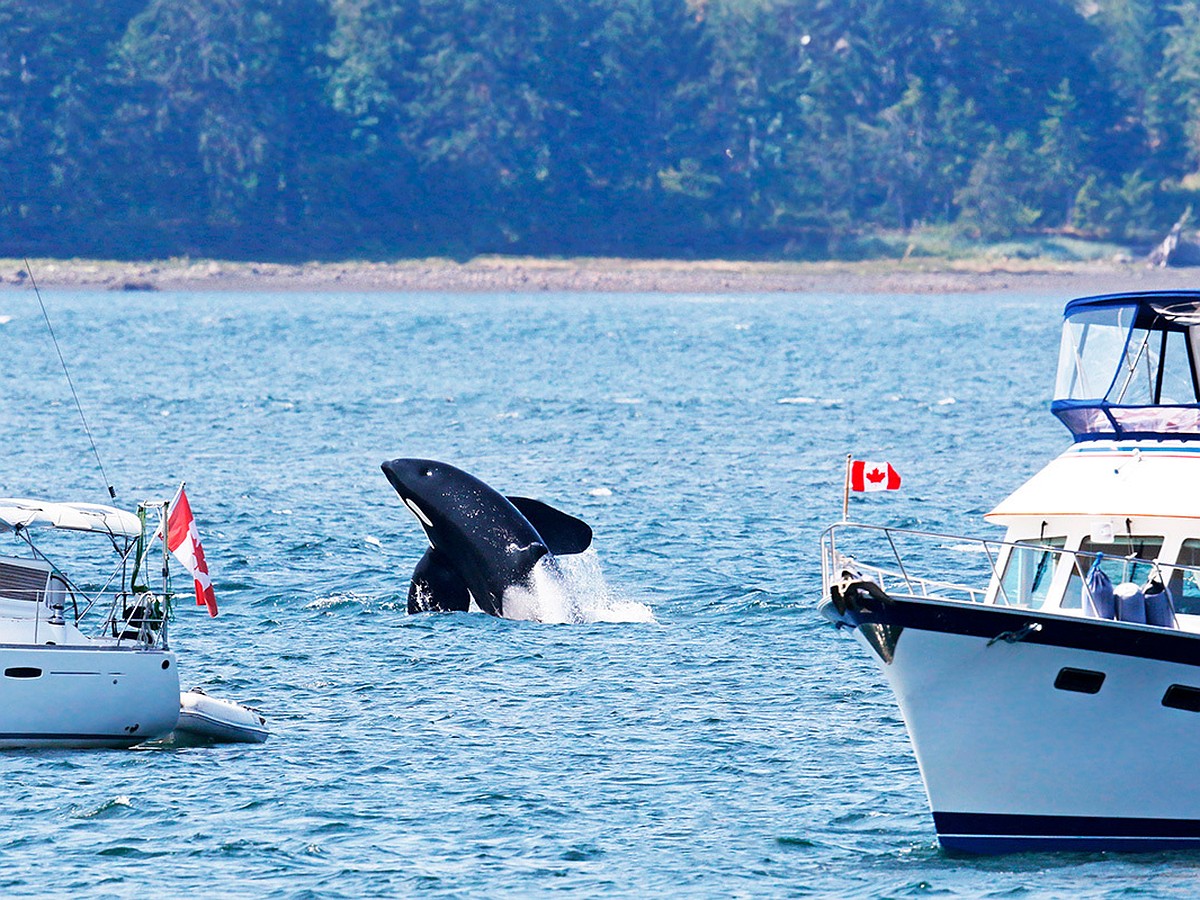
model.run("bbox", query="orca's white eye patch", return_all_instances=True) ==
[404,498,434,527]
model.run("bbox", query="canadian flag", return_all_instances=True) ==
[166,486,218,617]
[849,459,901,492]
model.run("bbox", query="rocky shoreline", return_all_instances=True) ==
[4,255,1200,294]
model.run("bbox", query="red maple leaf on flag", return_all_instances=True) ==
[866,467,886,484]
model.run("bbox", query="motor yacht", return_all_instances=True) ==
[821,291,1200,852]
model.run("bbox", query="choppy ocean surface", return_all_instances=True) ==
[0,289,1195,898]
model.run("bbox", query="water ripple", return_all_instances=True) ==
[0,290,1157,897]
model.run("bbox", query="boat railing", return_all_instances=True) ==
[94,499,172,650]
[97,591,169,649]
[0,580,167,648]
[821,522,1002,604]
[821,521,1200,614]
[0,499,175,649]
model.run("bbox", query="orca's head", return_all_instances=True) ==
[381,458,508,542]
[382,458,446,530]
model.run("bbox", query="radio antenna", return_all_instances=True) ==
[23,259,117,500]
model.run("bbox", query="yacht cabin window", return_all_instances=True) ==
[997,539,1065,609]
[1170,539,1200,615]
[1061,535,1164,610]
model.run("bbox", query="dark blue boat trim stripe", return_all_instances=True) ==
[837,591,1200,668]
[1062,291,1200,317]
[940,835,1200,853]
[934,811,1200,838]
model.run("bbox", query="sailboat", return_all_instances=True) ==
[0,498,180,747]
[0,270,266,747]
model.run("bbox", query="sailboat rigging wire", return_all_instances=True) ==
[23,259,117,500]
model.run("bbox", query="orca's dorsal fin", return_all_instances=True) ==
[507,497,593,556]
[408,547,471,614]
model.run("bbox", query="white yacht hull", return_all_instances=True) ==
[825,590,1200,851]
[0,645,179,748]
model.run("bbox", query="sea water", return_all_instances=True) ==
[0,289,1192,897]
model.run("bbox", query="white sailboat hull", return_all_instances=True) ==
[0,645,179,748]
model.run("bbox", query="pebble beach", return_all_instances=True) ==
[5,255,1200,294]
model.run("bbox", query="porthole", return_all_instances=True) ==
[4,667,42,679]
[1163,685,1200,712]
[1054,667,1105,694]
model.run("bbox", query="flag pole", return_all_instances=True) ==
[160,495,171,649]
[842,454,851,521]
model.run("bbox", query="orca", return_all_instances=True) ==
[380,458,593,617]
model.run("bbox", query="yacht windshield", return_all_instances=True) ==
[1053,297,1200,438]
[1055,305,1136,401]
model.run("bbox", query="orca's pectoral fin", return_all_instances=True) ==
[508,496,593,555]
[408,547,471,614]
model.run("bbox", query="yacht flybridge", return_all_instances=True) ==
[0,497,179,748]
[820,291,1200,852]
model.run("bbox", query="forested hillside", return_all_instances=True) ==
[2,0,1197,260]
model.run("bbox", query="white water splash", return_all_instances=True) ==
[501,550,655,625]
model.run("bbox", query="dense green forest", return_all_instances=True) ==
[3,0,1200,260]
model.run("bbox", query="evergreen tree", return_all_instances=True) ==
[1160,1,1200,174]
[1092,0,1172,169]
[0,0,1193,259]
[955,133,1042,240]
[1037,79,1087,224]
[0,0,145,254]
[109,0,338,255]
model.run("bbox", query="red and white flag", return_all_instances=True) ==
[849,459,901,493]
[165,486,217,617]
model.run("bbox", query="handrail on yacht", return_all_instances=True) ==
[820,521,1200,613]
[821,522,1005,603]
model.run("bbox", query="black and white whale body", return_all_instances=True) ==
[381,458,593,617]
